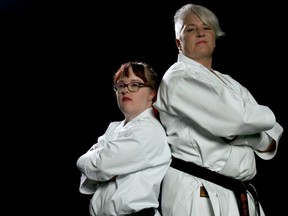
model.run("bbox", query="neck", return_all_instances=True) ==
[196,58,212,70]
[183,52,213,70]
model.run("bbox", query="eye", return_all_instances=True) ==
[187,27,196,32]
[204,26,212,30]
[130,83,140,87]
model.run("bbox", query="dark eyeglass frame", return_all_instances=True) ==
[113,82,151,93]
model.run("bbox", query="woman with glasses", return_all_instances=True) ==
[76,61,171,216]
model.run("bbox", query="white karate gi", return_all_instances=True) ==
[77,108,171,216]
[154,53,283,216]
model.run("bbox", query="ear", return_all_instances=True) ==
[175,39,181,50]
[149,90,157,101]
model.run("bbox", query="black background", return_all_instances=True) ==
[2,0,286,215]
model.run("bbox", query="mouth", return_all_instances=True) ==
[122,97,131,102]
[196,40,207,45]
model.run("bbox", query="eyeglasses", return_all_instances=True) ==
[113,82,151,93]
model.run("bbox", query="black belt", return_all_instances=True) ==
[171,156,260,216]
[127,208,155,216]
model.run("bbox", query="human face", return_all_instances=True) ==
[176,13,216,65]
[115,68,155,122]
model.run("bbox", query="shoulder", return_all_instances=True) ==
[105,121,123,132]
[130,115,165,135]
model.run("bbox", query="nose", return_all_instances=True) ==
[196,28,205,37]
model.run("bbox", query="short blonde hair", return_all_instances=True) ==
[174,4,225,39]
